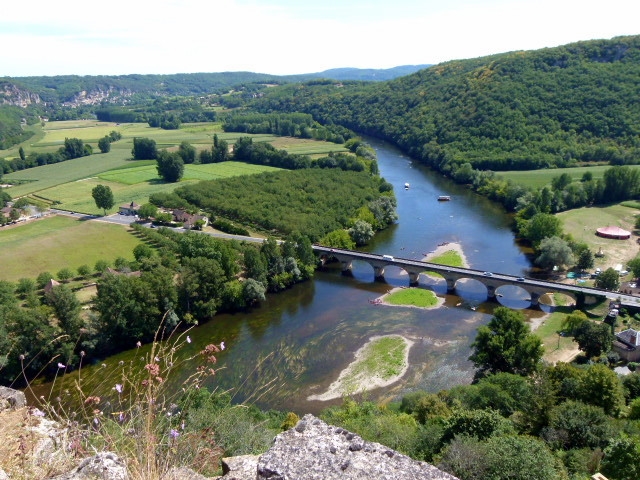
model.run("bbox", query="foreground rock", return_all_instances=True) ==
[221,414,458,480]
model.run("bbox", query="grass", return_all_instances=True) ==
[0,215,140,282]
[385,287,439,307]
[342,336,408,392]
[497,165,640,189]
[533,310,578,362]
[430,249,464,267]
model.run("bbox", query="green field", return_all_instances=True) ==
[0,215,140,282]
[497,165,640,189]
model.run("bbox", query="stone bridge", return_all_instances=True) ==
[313,246,640,310]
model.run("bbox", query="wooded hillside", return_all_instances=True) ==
[254,35,640,172]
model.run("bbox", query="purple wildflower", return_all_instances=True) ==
[136,341,142,348]
[220,341,225,351]
[114,384,123,394]
[186,335,191,344]
[57,362,66,369]
[169,429,180,439]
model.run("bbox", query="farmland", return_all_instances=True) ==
[0,215,140,281]
[497,164,640,189]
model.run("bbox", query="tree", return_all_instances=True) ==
[580,363,625,416]
[595,267,620,291]
[178,141,196,164]
[627,256,640,279]
[573,321,614,358]
[348,220,374,246]
[320,229,355,249]
[131,137,157,160]
[601,435,640,480]
[561,310,588,334]
[535,236,574,270]
[77,264,92,277]
[576,248,594,271]
[469,307,543,377]
[137,203,158,221]
[156,150,184,183]
[56,268,74,282]
[46,284,82,339]
[243,278,266,306]
[522,213,562,248]
[546,400,613,449]
[92,184,114,215]
[98,136,111,153]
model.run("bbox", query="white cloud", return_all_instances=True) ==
[1,0,638,76]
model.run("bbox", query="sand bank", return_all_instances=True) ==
[308,335,413,402]
[422,241,469,267]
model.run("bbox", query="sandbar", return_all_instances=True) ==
[308,334,413,401]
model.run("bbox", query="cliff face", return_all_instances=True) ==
[0,82,42,107]
[0,388,458,480]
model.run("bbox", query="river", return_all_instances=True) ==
[41,139,538,415]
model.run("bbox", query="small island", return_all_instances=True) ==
[308,335,412,401]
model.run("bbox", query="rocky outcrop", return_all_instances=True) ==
[0,387,457,480]
[0,82,41,107]
[220,414,458,480]
[0,386,26,410]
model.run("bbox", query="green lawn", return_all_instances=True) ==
[385,287,439,307]
[0,215,140,282]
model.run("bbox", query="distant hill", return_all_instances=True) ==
[310,65,431,82]
[253,35,640,173]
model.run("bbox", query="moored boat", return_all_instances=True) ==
[437,195,451,201]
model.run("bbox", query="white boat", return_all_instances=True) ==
[437,195,451,201]
[404,183,410,189]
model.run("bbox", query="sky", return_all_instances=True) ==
[2,0,639,77]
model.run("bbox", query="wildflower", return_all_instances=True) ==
[19,354,25,361]
[181,421,185,430]
[119,360,124,366]
[186,335,192,344]
[154,356,160,362]
[114,384,123,394]
[57,362,66,369]
[84,396,101,405]
[220,341,225,351]
[145,363,160,376]
[80,351,86,357]
[169,429,180,439]
[101,363,107,368]
[136,341,142,348]
[31,408,45,417]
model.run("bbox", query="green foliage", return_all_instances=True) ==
[573,321,614,359]
[535,236,574,270]
[348,220,374,246]
[98,136,111,153]
[175,169,393,242]
[156,150,185,183]
[545,400,613,449]
[595,267,621,291]
[601,435,640,480]
[469,307,544,377]
[438,434,565,480]
[320,229,356,249]
[91,184,115,215]
[132,137,158,160]
[521,213,563,248]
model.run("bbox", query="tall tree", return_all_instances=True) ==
[535,236,574,270]
[131,137,157,160]
[98,136,111,153]
[595,267,620,291]
[91,184,115,215]
[469,307,543,377]
[156,150,184,182]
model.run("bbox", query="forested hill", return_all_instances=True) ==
[253,35,640,172]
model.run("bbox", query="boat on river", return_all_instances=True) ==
[404,182,410,189]
[437,195,451,201]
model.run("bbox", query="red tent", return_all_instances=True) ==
[596,226,631,239]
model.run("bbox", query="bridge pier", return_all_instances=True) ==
[341,259,353,275]
[529,292,540,307]
[487,285,497,300]
[408,272,420,285]
[445,277,456,293]
[373,266,385,280]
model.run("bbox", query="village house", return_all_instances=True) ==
[613,328,640,362]
[172,209,208,230]
[118,202,141,216]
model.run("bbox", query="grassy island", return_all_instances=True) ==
[385,287,439,308]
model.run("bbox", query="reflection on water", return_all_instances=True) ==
[33,138,539,414]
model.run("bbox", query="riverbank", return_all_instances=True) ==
[308,335,413,402]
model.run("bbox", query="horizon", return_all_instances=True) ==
[2,0,639,78]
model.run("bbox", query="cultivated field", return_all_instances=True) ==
[0,120,352,280]
[0,215,140,282]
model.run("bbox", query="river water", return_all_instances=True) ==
[42,139,539,414]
